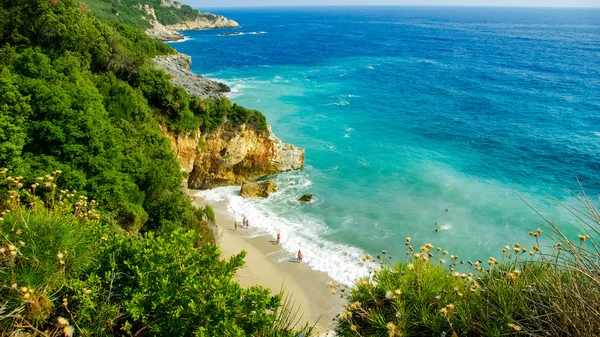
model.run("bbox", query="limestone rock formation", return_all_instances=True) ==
[240,181,277,198]
[161,122,305,189]
[153,53,230,100]
[299,194,313,202]
[189,124,304,189]
[136,3,240,41]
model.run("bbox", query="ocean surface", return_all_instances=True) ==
[170,7,600,285]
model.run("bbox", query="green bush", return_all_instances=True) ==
[0,172,312,336]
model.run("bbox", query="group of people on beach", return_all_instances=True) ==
[234,217,250,231]
[233,218,304,263]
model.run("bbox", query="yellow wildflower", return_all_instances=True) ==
[64,326,74,337]
[57,317,69,326]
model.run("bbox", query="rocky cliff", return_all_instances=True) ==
[153,53,230,100]
[160,123,305,189]
[137,3,239,41]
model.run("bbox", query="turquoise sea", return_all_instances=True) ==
[171,7,600,285]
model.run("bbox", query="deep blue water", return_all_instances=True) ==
[174,7,600,284]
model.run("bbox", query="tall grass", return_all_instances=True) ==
[335,184,600,337]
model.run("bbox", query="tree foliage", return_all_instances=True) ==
[0,0,266,232]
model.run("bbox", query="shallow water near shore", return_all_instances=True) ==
[176,7,600,285]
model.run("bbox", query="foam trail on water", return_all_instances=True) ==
[166,36,193,43]
[196,171,370,286]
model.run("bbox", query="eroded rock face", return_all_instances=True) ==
[159,125,200,173]
[240,181,277,198]
[161,123,305,189]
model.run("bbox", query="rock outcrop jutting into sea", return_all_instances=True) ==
[153,53,230,100]
[147,6,304,190]
[136,0,239,41]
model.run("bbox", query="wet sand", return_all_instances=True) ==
[189,191,344,334]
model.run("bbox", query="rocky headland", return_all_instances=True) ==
[154,54,304,190]
[136,1,239,41]
[153,53,230,100]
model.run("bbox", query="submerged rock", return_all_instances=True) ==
[240,181,277,198]
[299,194,313,202]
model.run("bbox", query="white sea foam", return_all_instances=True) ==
[195,171,370,286]
[227,83,247,99]
[594,131,600,137]
[440,224,453,230]
[208,77,257,99]
[366,65,374,70]
[326,100,350,106]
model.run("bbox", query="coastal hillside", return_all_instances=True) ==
[81,0,239,40]
[0,0,309,335]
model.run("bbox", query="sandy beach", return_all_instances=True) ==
[188,190,344,334]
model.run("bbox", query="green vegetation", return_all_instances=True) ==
[80,0,224,30]
[334,189,600,337]
[6,0,595,336]
[0,173,310,336]
[0,0,298,335]
[0,0,266,233]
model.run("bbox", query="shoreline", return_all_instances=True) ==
[187,189,344,334]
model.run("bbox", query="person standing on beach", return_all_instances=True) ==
[234,221,238,231]
[246,219,250,228]
[243,217,247,228]
[297,250,303,263]
[276,233,281,245]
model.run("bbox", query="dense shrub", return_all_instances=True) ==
[0,0,267,233]
[0,172,311,336]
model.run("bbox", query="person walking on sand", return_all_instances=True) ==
[234,221,238,231]
[275,233,281,245]
[297,250,303,263]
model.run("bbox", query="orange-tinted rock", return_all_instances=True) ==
[162,122,304,189]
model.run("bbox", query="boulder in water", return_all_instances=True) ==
[299,194,313,202]
[240,181,277,198]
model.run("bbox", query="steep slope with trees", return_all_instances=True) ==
[0,1,309,335]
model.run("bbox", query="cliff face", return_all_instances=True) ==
[160,123,305,189]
